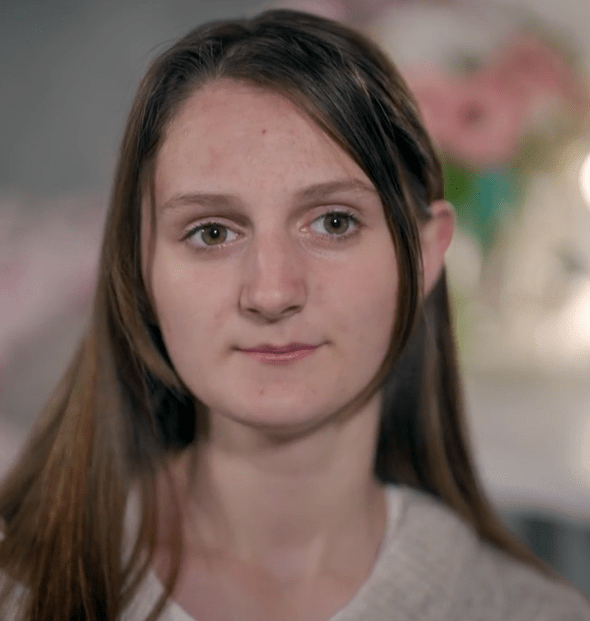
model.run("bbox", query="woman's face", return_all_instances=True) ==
[144,80,398,435]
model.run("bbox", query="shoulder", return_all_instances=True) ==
[457,543,590,621]
[392,487,590,621]
[122,569,196,621]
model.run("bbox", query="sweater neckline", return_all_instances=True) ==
[133,486,477,621]
[138,485,405,621]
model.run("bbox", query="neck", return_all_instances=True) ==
[158,392,386,584]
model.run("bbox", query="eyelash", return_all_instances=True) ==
[183,209,361,249]
[183,221,239,248]
[309,209,360,240]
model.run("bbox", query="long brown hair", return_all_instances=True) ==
[0,9,550,620]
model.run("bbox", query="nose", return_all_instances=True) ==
[239,231,307,322]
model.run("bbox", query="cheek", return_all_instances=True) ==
[150,254,201,352]
[150,253,235,353]
[151,254,186,322]
[327,254,398,359]
[356,276,397,350]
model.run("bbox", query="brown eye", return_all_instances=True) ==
[323,213,350,234]
[310,211,358,237]
[187,223,237,248]
[201,224,227,245]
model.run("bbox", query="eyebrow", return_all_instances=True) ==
[158,179,378,214]
[294,179,378,203]
[159,192,242,215]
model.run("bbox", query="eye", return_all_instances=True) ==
[309,211,359,237]
[186,223,239,247]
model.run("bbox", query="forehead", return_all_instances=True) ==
[152,79,372,202]
[162,79,321,147]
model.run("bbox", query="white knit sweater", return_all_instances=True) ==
[123,486,590,621]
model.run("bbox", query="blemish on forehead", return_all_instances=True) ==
[261,128,267,135]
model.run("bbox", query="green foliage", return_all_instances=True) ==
[443,160,521,254]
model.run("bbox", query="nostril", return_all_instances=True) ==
[243,302,303,321]
[238,246,307,320]
[239,286,306,322]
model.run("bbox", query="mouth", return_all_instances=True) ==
[237,343,320,364]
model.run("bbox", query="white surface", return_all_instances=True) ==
[465,371,590,521]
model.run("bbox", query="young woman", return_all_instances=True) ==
[1,9,588,621]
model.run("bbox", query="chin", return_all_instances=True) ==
[210,396,341,439]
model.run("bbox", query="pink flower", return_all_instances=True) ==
[406,68,526,169]
[404,33,590,169]
[485,34,590,113]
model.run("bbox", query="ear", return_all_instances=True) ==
[420,200,455,296]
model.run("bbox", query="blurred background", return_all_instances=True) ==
[1,0,590,592]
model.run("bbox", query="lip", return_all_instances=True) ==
[240,343,317,354]
[238,343,320,364]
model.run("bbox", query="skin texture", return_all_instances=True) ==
[147,81,399,437]
[144,80,453,621]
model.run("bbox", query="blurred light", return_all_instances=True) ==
[575,410,590,483]
[580,151,590,210]
[556,281,590,359]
